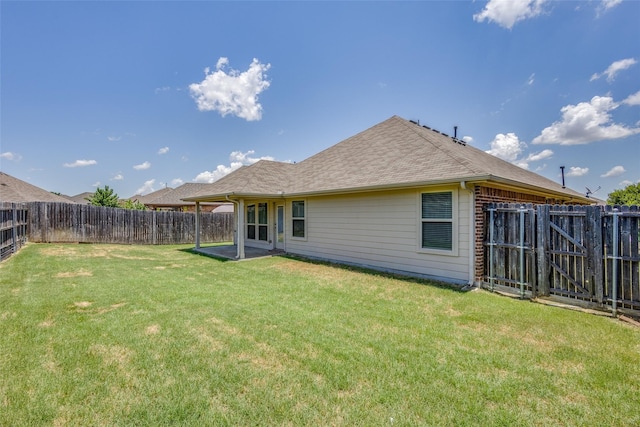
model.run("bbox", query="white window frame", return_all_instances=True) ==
[246,203,269,242]
[417,189,458,256]
[290,199,307,241]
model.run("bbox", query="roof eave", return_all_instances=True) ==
[183,192,286,202]
[182,176,594,204]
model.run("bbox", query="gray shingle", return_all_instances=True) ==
[0,172,77,203]
[185,116,590,202]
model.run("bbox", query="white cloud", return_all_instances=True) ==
[194,150,276,183]
[170,178,184,186]
[601,165,625,178]
[133,161,151,170]
[526,149,554,162]
[189,57,271,121]
[486,133,554,169]
[136,179,156,195]
[532,95,640,145]
[92,181,100,187]
[486,133,525,162]
[473,0,547,29]
[527,73,535,86]
[590,58,637,83]
[462,136,474,144]
[567,166,589,177]
[111,173,124,181]
[107,136,121,142]
[1,151,22,161]
[598,0,623,15]
[158,147,169,155]
[623,90,640,106]
[63,159,97,168]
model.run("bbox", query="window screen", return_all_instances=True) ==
[421,192,453,251]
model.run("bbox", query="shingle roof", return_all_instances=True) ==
[65,192,94,204]
[186,116,591,202]
[0,172,77,203]
[144,183,220,207]
[128,187,174,205]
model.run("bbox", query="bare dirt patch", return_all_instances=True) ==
[56,270,93,278]
[89,344,133,368]
[74,301,93,308]
[39,319,55,328]
[145,324,161,335]
[96,302,127,315]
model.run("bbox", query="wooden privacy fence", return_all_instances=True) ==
[0,202,29,261]
[484,203,640,316]
[1,202,234,249]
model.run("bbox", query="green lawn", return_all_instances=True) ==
[1,243,639,426]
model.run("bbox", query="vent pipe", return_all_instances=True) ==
[454,126,458,139]
[560,166,566,188]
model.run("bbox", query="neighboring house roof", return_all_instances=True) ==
[129,187,175,205]
[212,203,234,213]
[0,171,76,203]
[185,116,592,203]
[137,183,222,208]
[65,192,94,204]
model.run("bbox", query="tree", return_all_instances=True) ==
[607,182,640,206]
[120,199,147,210]
[87,186,120,207]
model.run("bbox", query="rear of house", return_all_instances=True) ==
[185,116,592,285]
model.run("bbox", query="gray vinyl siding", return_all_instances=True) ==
[285,187,471,284]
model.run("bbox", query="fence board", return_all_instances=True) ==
[485,203,640,316]
[23,202,234,245]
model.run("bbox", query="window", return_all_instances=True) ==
[246,204,256,240]
[421,191,454,252]
[292,200,305,238]
[247,203,268,241]
[258,203,268,241]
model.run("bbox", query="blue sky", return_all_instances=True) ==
[1,0,639,200]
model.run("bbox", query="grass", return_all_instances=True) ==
[1,243,639,426]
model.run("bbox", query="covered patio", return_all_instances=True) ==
[193,244,284,261]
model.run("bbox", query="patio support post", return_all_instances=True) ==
[237,198,245,259]
[195,202,201,249]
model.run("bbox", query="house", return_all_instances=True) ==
[131,184,226,212]
[184,116,592,286]
[0,171,76,203]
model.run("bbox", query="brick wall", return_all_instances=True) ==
[472,186,549,284]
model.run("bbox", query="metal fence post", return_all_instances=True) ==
[519,205,526,299]
[488,206,495,292]
[611,208,620,317]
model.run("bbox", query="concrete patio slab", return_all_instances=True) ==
[193,244,284,261]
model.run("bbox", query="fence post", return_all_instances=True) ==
[152,210,157,245]
[11,203,17,254]
[519,205,526,299]
[611,208,620,317]
[536,205,549,296]
[488,205,496,292]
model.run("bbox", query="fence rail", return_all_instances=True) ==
[0,202,234,260]
[484,203,640,316]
